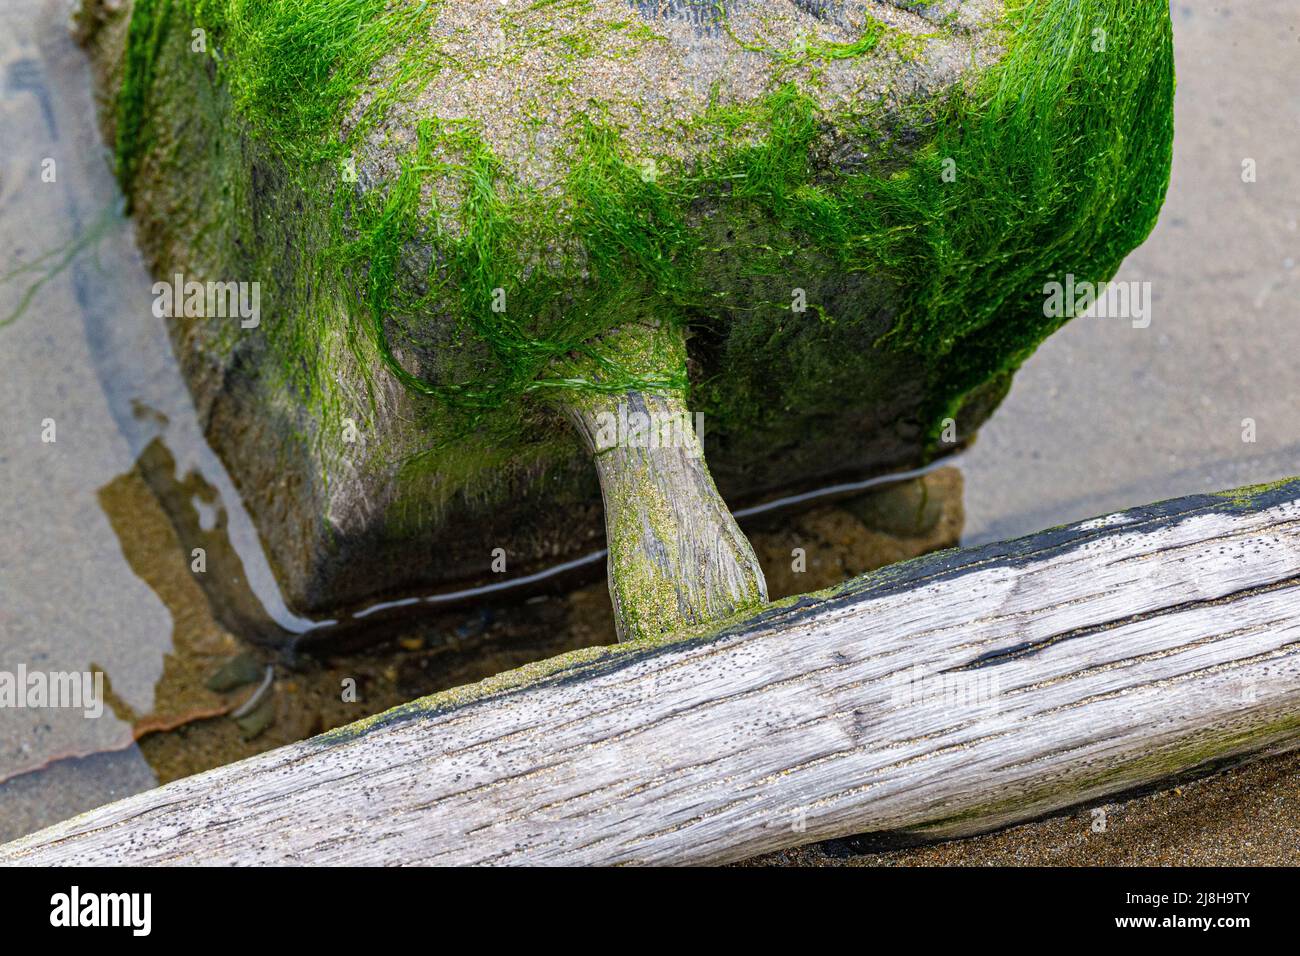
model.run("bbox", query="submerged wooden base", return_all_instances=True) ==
[4,480,1299,866]
[566,389,767,642]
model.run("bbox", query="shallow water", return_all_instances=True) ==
[1,0,1297,843]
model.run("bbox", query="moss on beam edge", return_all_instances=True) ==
[314,476,1300,747]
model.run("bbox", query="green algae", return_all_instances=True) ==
[0,203,121,328]
[111,0,1174,488]
[115,0,172,204]
[723,10,891,66]
[185,0,440,166]
[687,0,1175,445]
[1213,478,1299,509]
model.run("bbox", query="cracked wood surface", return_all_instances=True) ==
[4,480,1299,866]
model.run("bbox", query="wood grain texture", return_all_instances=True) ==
[567,388,767,642]
[5,480,1299,866]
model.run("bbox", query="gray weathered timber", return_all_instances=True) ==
[4,480,1298,866]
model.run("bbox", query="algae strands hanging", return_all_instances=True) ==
[81,0,1174,642]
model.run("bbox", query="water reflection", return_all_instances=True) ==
[113,433,292,647]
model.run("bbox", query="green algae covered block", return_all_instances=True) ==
[77,0,1173,639]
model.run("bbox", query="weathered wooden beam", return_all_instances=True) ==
[5,479,1299,866]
